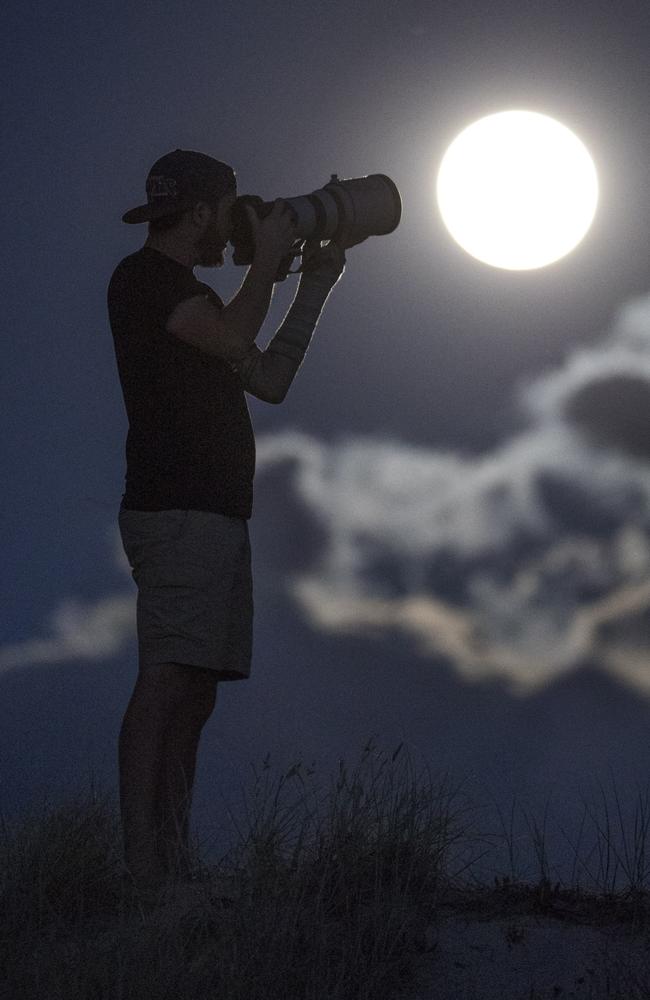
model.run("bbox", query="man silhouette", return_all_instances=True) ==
[107,149,345,907]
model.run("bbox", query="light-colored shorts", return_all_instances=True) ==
[118,505,253,680]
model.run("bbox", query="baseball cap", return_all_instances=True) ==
[122,149,237,224]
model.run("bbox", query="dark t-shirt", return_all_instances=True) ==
[107,246,255,518]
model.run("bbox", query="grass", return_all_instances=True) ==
[1,736,649,1000]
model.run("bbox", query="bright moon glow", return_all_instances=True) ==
[436,110,599,270]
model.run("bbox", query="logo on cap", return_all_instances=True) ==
[147,175,178,201]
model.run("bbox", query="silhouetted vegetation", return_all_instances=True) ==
[1,737,648,998]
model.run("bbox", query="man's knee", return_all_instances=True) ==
[138,661,218,703]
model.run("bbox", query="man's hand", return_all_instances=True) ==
[300,239,346,285]
[245,199,299,266]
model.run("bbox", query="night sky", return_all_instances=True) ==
[4,0,650,887]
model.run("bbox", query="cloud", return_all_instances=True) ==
[0,523,136,675]
[5,293,650,698]
[565,374,650,459]
[253,293,650,699]
[0,594,135,674]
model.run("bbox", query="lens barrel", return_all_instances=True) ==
[230,173,402,266]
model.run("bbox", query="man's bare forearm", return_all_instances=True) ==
[231,272,338,403]
[221,255,280,352]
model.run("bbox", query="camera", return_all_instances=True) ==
[229,173,402,274]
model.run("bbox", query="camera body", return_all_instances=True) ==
[229,173,402,268]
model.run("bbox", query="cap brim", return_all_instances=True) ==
[121,200,191,225]
[122,204,154,224]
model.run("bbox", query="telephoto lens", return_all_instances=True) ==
[230,173,402,266]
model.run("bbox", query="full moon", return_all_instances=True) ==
[436,110,599,270]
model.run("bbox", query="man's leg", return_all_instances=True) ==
[156,678,218,879]
[118,662,216,896]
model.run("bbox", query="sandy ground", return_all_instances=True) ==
[394,884,650,1000]
[32,876,650,998]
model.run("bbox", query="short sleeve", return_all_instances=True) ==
[144,262,206,335]
[108,252,214,342]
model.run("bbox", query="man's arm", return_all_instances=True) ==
[219,255,278,355]
[232,245,345,404]
[166,201,298,360]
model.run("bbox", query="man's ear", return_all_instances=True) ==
[192,201,214,227]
